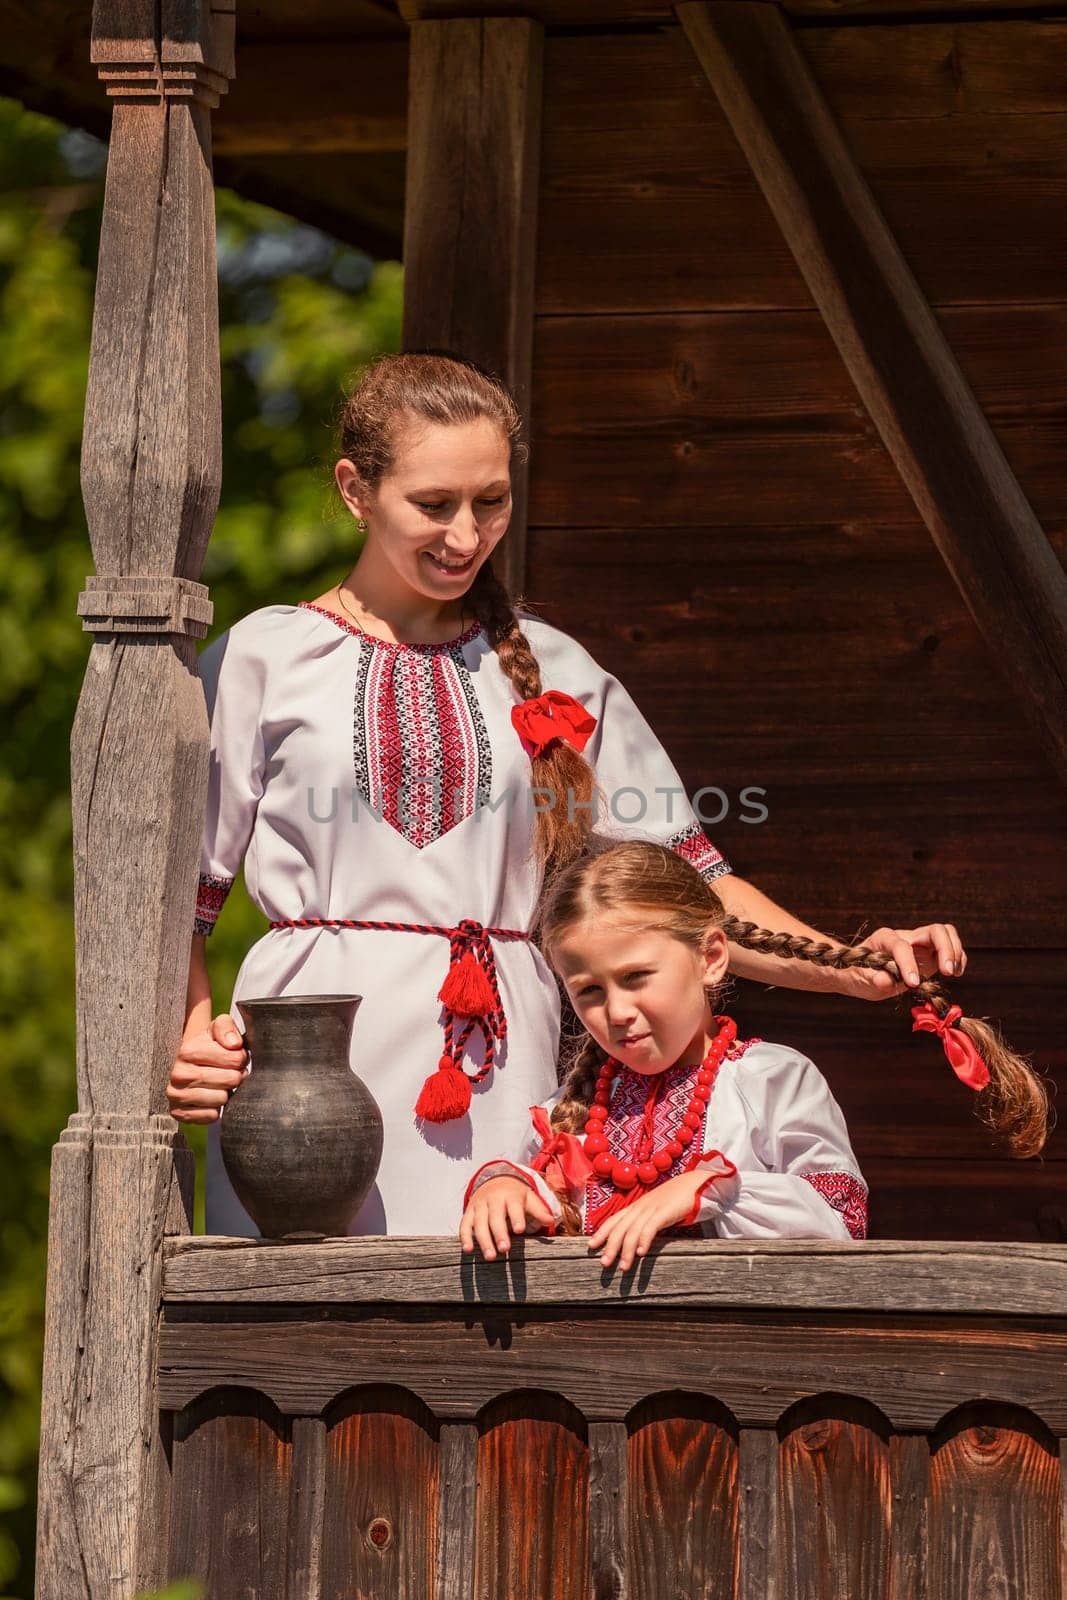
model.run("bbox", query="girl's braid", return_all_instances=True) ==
[721,916,1050,1159]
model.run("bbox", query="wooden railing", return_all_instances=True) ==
[156,1238,1067,1598]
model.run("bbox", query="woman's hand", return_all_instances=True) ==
[837,923,967,1002]
[459,1175,556,1259]
[166,1013,248,1124]
[587,1170,709,1270]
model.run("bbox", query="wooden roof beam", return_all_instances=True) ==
[214,39,408,155]
[400,0,1067,20]
[679,0,1067,787]
[402,17,544,596]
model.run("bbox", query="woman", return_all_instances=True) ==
[167,352,965,1236]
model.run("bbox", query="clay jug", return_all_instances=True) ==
[219,994,383,1239]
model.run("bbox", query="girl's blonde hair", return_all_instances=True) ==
[539,840,1050,1165]
[339,351,597,873]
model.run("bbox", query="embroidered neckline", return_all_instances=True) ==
[298,601,483,655]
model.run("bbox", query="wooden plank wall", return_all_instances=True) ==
[158,1306,1067,1599]
[523,20,1067,1240]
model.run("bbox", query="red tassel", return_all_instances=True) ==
[415,1056,473,1123]
[439,950,495,1017]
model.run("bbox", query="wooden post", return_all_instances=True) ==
[402,16,544,598]
[678,0,1067,788]
[35,3,233,1594]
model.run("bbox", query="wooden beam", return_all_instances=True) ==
[679,1,1067,788]
[399,0,1067,19]
[163,1235,1067,1317]
[402,17,544,598]
[214,40,408,155]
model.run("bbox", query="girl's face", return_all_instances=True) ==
[335,416,512,599]
[552,915,730,1074]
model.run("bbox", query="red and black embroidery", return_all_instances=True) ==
[581,1036,760,1234]
[799,1171,869,1240]
[665,821,730,882]
[300,604,491,850]
[195,873,233,936]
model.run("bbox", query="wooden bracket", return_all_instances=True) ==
[92,0,236,104]
[77,575,214,637]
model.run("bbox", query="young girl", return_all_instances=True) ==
[460,841,1048,1268]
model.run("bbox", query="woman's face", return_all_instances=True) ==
[552,915,730,1075]
[336,415,512,598]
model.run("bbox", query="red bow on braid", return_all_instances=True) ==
[529,1105,594,1195]
[911,1001,990,1091]
[511,691,597,761]
[415,919,515,1123]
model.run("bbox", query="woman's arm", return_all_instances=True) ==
[715,872,966,1002]
[166,935,248,1123]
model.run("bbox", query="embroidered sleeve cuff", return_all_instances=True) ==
[194,873,234,936]
[799,1170,869,1241]
[684,1150,741,1226]
[462,1160,562,1233]
[665,823,731,883]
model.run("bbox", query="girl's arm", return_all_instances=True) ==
[695,1049,867,1241]
[459,1105,568,1254]
[715,872,965,1002]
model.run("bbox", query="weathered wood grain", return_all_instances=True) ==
[157,1306,1067,1432]
[888,1434,929,1600]
[538,30,1067,313]
[928,1404,1062,1599]
[437,1423,478,1600]
[627,1396,737,1600]
[162,1237,1067,1315]
[403,16,543,597]
[36,3,230,1593]
[778,1398,891,1600]
[320,1387,439,1600]
[738,1429,780,1600]
[589,1421,628,1600]
[679,0,1067,785]
[287,1415,327,1600]
[474,1393,588,1600]
[169,1388,291,1597]
[533,305,1067,441]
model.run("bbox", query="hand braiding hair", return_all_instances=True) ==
[717,916,1050,1160]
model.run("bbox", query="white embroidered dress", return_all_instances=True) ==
[465,1038,869,1241]
[197,602,731,1236]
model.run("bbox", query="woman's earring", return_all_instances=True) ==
[357,516,368,534]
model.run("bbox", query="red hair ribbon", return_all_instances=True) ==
[511,691,597,761]
[911,1001,990,1091]
[529,1105,594,1193]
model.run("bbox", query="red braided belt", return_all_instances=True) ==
[266,916,530,1124]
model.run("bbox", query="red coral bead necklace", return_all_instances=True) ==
[583,1015,737,1190]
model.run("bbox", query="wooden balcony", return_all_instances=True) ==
[157,1237,1067,1597]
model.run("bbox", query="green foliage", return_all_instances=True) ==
[0,97,401,1597]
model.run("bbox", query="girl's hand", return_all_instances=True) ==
[836,923,966,1002]
[166,1013,248,1124]
[587,1170,708,1271]
[459,1175,556,1259]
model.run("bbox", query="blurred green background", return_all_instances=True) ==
[0,96,401,1597]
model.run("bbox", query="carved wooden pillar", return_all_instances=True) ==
[35,5,233,1595]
